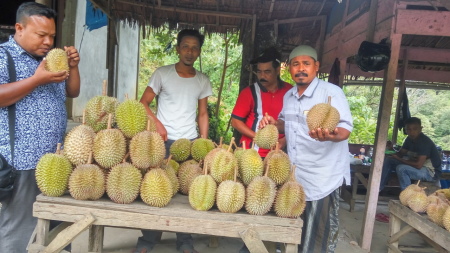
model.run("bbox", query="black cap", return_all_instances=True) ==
[250,47,281,64]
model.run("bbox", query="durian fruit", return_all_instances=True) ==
[203,138,226,172]
[106,157,142,204]
[209,138,238,183]
[68,152,105,200]
[163,155,180,196]
[407,186,429,213]
[274,166,306,218]
[238,141,264,186]
[93,114,126,169]
[306,96,340,132]
[191,137,215,162]
[36,143,73,197]
[170,138,192,162]
[140,168,173,207]
[189,165,217,211]
[161,158,180,175]
[45,48,69,73]
[130,119,166,169]
[442,205,450,231]
[178,162,203,195]
[85,80,119,132]
[435,189,450,200]
[264,142,291,185]
[245,163,277,215]
[63,111,96,166]
[399,181,422,206]
[216,163,245,213]
[427,193,449,227]
[115,97,148,138]
[254,115,278,149]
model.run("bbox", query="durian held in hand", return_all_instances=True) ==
[254,113,279,149]
[45,48,70,73]
[306,96,340,132]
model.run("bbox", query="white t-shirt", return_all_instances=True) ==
[148,64,213,140]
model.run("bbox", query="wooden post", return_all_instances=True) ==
[392,49,408,144]
[35,0,52,7]
[360,32,402,251]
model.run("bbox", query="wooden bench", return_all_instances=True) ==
[388,200,450,253]
[28,194,303,253]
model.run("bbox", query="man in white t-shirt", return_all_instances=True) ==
[137,29,212,253]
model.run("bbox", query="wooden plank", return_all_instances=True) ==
[388,224,414,244]
[36,219,50,246]
[395,9,450,36]
[389,200,450,250]
[28,244,70,253]
[400,47,450,64]
[42,214,96,253]
[258,15,325,26]
[361,31,402,251]
[33,194,302,244]
[355,173,369,188]
[417,231,448,253]
[88,225,104,252]
[239,228,269,253]
[388,213,402,253]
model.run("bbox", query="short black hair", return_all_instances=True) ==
[177,29,205,48]
[16,2,56,24]
[404,117,421,126]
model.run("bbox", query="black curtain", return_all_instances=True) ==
[398,87,411,134]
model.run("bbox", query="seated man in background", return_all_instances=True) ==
[380,117,441,191]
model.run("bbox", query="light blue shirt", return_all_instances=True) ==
[279,77,353,201]
[0,36,67,170]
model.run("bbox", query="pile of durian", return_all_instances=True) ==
[35,92,306,218]
[399,181,450,230]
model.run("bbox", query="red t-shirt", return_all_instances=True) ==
[231,81,292,157]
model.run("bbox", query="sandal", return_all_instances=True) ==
[375,213,390,223]
[178,243,199,253]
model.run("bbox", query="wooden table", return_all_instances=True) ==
[340,164,371,212]
[388,200,450,253]
[28,194,302,253]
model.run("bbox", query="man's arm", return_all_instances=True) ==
[197,97,209,138]
[392,153,427,169]
[231,118,255,139]
[65,46,80,98]
[0,60,68,107]
[140,86,168,141]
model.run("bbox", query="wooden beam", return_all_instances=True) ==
[437,0,450,10]
[115,0,253,19]
[360,32,402,251]
[268,0,276,20]
[89,0,111,18]
[395,9,450,36]
[399,46,450,64]
[259,15,325,26]
[366,0,379,42]
[289,0,303,30]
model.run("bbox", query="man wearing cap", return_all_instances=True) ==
[231,47,292,157]
[260,45,353,252]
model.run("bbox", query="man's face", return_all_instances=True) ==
[255,61,280,88]
[405,123,422,140]
[289,55,319,86]
[15,16,55,58]
[176,36,201,66]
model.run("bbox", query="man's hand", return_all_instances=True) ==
[33,60,68,85]
[309,127,350,142]
[64,46,80,68]
[155,120,168,141]
[259,114,276,129]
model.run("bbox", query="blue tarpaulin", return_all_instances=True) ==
[85,0,107,31]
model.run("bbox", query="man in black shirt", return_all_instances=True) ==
[380,117,441,190]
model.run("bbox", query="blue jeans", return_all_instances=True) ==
[380,157,401,191]
[396,164,434,190]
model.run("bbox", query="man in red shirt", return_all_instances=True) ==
[231,47,292,157]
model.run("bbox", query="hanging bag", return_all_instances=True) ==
[0,48,17,201]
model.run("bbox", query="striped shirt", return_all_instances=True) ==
[279,77,353,201]
[0,36,67,170]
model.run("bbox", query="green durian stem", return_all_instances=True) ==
[102,80,107,96]
[219,136,223,147]
[55,143,62,155]
[87,152,93,164]
[227,137,234,152]
[290,165,296,182]
[82,110,86,125]
[233,165,237,182]
[166,155,172,166]
[107,114,112,130]
[203,164,208,175]
[251,140,255,149]
[416,180,421,186]
[242,140,246,150]
[275,142,280,152]
[147,119,151,131]
[122,152,130,163]
[264,163,269,177]
[327,96,331,105]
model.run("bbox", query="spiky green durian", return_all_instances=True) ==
[115,99,148,138]
[106,162,142,204]
[140,168,173,207]
[191,138,215,162]
[170,138,191,162]
[45,48,69,73]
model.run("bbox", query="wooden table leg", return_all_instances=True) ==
[285,243,298,253]
[89,225,104,252]
[239,228,269,253]
[388,213,402,253]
